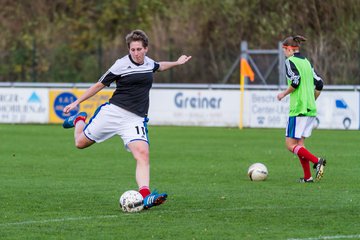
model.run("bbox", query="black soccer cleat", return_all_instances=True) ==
[298,177,314,183]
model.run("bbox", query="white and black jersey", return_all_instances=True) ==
[99,55,160,117]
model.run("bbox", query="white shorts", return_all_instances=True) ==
[286,116,315,139]
[83,103,149,149]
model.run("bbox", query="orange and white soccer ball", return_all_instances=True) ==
[247,163,268,181]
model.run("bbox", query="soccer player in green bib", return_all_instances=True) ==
[277,35,326,183]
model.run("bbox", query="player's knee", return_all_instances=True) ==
[133,149,149,163]
[75,139,89,149]
[75,142,85,149]
[137,149,149,161]
[74,134,93,149]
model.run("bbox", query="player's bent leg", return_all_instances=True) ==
[75,132,94,149]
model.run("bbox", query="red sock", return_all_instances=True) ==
[299,157,312,180]
[292,145,318,164]
[139,186,151,198]
[74,116,86,126]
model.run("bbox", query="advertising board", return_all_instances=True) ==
[0,88,49,123]
[149,89,240,127]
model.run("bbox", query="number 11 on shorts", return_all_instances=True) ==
[135,126,145,135]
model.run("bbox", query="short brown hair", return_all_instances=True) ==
[125,30,149,48]
[282,35,307,48]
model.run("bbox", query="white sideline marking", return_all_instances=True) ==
[0,215,119,227]
[288,235,360,240]
[0,205,343,227]
[0,206,281,227]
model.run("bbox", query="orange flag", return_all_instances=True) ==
[239,58,254,129]
[240,58,254,82]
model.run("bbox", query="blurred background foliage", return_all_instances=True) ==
[0,0,359,84]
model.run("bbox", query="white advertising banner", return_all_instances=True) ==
[149,89,240,127]
[243,90,289,128]
[243,90,359,130]
[315,91,359,130]
[0,87,358,129]
[0,88,49,123]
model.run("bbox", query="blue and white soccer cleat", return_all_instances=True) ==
[62,112,87,129]
[143,191,168,209]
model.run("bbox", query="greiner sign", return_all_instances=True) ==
[174,92,222,109]
[149,89,239,126]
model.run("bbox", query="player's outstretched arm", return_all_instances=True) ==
[158,55,192,72]
[63,82,106,114]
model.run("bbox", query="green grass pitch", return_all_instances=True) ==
[0,124,359,239]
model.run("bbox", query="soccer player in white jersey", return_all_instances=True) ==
[62,30,191,209]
